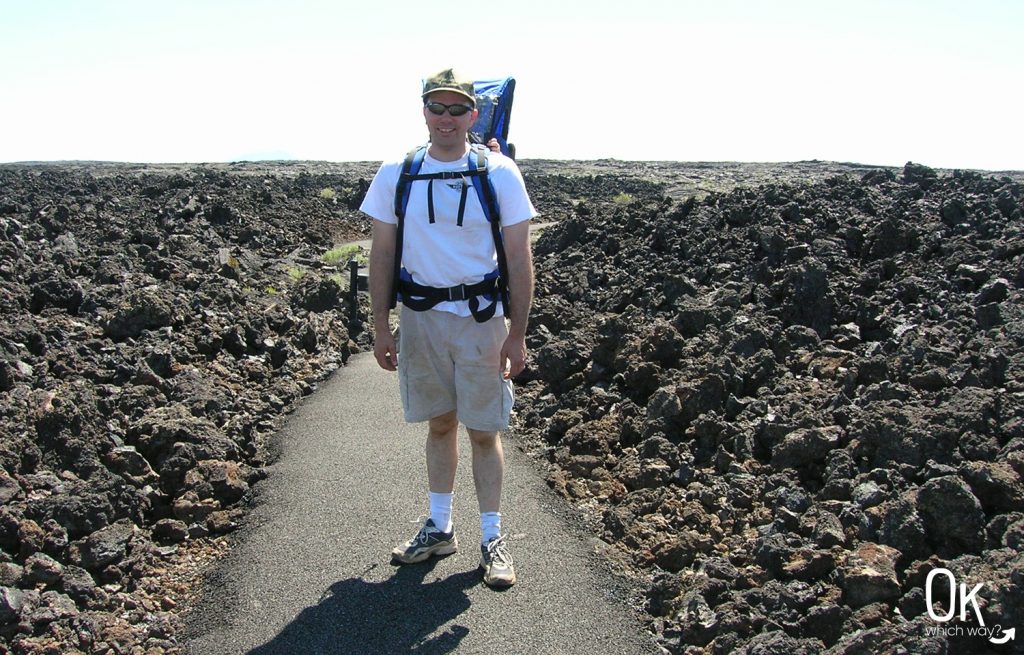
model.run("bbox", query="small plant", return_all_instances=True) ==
[319,187,336,200]
[612,192,634,205]
[286,266,307,281]
[266,286,279,295]
[328,273,346,288]
[321,244,366,267]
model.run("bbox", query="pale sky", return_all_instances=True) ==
[2,0,1021,170]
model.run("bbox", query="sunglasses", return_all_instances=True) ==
[425,101,474,117]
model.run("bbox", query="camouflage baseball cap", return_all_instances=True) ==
[421,68,476,106]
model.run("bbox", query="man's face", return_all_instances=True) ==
[423,90,477,149]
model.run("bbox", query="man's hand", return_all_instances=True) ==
[500,333,527,380]
[486,138,501,153]
[374,329,398,371]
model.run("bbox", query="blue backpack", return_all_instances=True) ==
[469,77,516,160]
[389,77,517,323]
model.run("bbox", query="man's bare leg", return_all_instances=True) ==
[467,428,504,514]
[426,411,459,493]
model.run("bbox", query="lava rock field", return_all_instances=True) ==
[516,161,1024,654]
[1,158,1022,654]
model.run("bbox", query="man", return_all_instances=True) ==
[359,68,536,588]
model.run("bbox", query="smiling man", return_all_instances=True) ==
[359,68,537,588]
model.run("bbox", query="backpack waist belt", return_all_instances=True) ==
[398,276,501,322]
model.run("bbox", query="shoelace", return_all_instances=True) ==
[485,536,513,565]
[409,516,441,547]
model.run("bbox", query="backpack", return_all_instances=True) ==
[390,143,511,323]
[469,77,516,160]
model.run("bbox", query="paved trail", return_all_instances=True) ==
[183,352,661,655]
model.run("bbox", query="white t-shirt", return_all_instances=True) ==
[360,146,538,317]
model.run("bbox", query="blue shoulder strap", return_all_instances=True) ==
[467,144,495,221]
[394,145,427,220]
[391,145,427,308]
[467,144,512,320]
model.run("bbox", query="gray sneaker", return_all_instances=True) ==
[480,535,516,588]
[391,517,458,564]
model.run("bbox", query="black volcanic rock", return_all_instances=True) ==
[0,161,372,651]
[515,163,1024,653]
[1,158,1021,653]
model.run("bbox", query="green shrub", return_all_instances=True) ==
[322,244,366,267]
[612,192,634,205]
[319,187,337,200]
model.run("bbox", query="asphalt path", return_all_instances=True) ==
[183,352,662,655]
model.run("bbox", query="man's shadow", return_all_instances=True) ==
[246,559,479,655]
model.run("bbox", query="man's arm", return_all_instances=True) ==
[369,219,399,371]
[499,220,534,379]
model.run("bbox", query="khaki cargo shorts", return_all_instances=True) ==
[397,306,514,432]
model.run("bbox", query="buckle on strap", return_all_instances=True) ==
[446,285,467,302]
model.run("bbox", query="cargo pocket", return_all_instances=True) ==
[500,377,514,429]
[454,362,506,431]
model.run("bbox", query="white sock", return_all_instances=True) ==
[429,492,454,533]
[481,511,502,544]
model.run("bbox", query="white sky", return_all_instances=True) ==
[1,0,1021,170]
